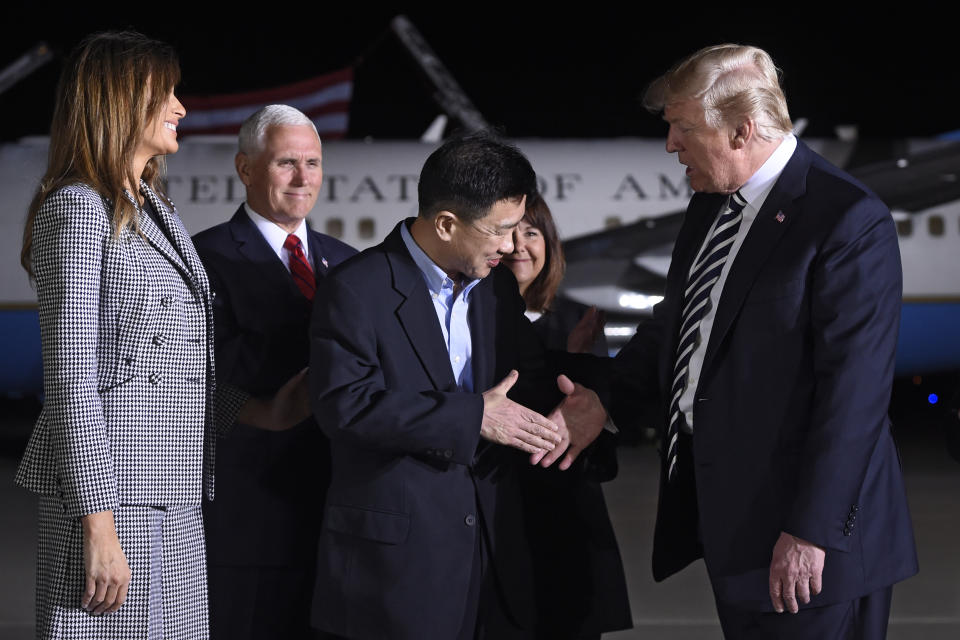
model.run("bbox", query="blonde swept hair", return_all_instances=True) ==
[643,44,793,141]
[21,31,181,277]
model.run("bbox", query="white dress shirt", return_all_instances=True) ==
[678,134,798,432]
[244,203,310,272]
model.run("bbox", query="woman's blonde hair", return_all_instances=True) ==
[22,31,181,277]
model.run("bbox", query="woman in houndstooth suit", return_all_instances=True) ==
[15,32,249,639]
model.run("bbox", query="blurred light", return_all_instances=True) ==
[618,293,664,310]
[912,375,922,385]
[604,326,636,337]
[928,393,939,405]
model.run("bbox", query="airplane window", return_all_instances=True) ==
[325,218,344,238]
[928,215,944,237]
[359,218,376,239]
[605,216,622,229]
[895,218,912,237]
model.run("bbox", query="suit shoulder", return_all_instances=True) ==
[327,241,390,284]
[192,220,233,251]
[806,152,888,217]
[308,230,358,263]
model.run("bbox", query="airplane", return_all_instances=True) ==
[1,134,959,398]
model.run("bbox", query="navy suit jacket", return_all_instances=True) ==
[615,140,918,610]
[308,220,572,639]
[193,206,356,566]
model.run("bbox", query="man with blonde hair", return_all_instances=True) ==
[615,44,917,638]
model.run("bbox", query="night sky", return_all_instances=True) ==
[2,10,955,142]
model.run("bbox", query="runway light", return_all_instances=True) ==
[618,293,664,310]
[928,394,939,405]
[604,326,636,337]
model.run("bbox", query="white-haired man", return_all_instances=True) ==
[614,44,917,638]
[193,105,357,640]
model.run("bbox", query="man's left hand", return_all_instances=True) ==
[533,375,606,470]
[769,531,825,613]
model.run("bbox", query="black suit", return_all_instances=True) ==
[308,220,582,639]
[193,206,356,639]
[615,141,917,636]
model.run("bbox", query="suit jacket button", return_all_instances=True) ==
[153,333,165,346]
[851,504,859,512]
[464,514,476,526]
[149,373,161,385]
[843,527,851,536]
[443,449,453,459]
[161,295,173,307]
[847,514,856,522]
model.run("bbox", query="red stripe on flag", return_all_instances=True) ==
[182,68,354,110]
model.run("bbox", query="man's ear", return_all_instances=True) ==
[434,211,457,242]
[235,152,252,186]
[730,119,755,150]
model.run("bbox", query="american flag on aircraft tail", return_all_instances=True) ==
[178,68,353,139]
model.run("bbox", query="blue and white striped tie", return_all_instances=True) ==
[667,190,747,482]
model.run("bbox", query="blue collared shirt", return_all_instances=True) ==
[400,222,481,392]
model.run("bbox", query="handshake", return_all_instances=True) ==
[479,369,608,470]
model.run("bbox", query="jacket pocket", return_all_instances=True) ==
[323,504,410,545]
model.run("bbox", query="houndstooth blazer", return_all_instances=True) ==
[16,181,244,518]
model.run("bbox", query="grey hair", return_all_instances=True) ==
[237,104,320,156]
[643,44,793,142]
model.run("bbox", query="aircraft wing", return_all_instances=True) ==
[851,141,960,212]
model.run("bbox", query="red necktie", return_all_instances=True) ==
[283,234,315,301]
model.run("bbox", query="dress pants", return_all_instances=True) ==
[716,586,893,640]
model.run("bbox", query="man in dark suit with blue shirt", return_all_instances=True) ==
[308,134,609,639]
[193,105,356,640]
[614,44,918,639]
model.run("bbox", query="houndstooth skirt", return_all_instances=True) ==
[35,498,209,639]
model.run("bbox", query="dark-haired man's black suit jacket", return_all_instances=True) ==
[193,206,356,639]
[615,140,918,613]
[308,220,583,639]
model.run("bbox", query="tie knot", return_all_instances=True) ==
[727,190,748,214]
[283,233,304,256]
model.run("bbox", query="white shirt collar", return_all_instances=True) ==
[738,134,797,205]
[244,202,309,263]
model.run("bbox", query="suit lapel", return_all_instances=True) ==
[468,276,496,392]
[134,184,208,296]
[306,228,331,278]
[700,143,811,376]
[229,206,301,298]
[386,223,458,391]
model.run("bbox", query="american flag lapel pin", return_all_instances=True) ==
[775,212,786,223]
[321,257,329,268]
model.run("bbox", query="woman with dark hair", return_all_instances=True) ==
[504,196,606,356]
[16,31,245,638]
[503,196,633,639]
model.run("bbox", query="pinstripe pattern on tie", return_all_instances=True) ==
[667,190,747,482]
[284,234,315,300]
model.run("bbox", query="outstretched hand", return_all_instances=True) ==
[535,374,607,470]
[238,367,311,431]
[567,306,606,354]
[481,370,563,454]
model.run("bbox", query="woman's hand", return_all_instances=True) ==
[80,510,131,615]
[567,306,606,353]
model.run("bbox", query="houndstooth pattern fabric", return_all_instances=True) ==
[35,497,209,639]
[14,181,249,637]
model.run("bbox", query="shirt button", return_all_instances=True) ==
[464,515,476,526]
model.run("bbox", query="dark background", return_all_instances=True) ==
[1,10,955,142]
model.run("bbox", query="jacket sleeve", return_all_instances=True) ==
[784,194,902,552]
[32,187,119,518]
[309,274,483,465]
